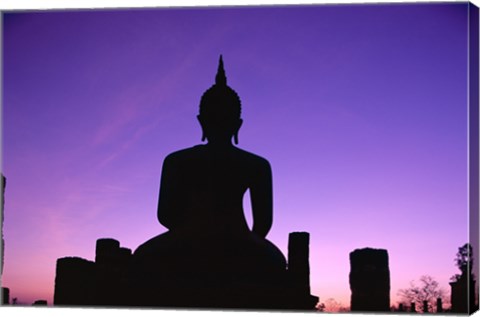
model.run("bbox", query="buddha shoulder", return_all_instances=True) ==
[161,146,205,166]
[233,147,271,171]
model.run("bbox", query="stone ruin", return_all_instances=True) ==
[54,233,318,309]
[1,175,9,306]
[1,287,9,305]
[349,247,390,312]
[54,238,131,306]
[450,270,477,313]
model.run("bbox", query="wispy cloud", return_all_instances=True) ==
[89,52,202,170]
[94,117,161,170]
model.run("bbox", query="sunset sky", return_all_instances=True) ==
[1,2,475,307]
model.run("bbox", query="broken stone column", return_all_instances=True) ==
[288,232,311,295]
[450,273,476,313]
[410,302,416,312]
[287,232,318,310]
[0,176,9,307]
[436,297,443,312]
[422,300,428,313]
[1,175,6,276]
[54,257,95,306]
[94,238,131,306]
[1,287,9,305]
[95,238,120,265]
[349,248,390,312]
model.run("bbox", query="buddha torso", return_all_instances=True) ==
[158,144,269,237]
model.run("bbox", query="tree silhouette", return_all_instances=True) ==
[449,243,478,313]
[398,275,447,313]
[451,243,474,281]
[316,298,348,312]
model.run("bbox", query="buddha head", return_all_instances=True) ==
[198,55,243,144]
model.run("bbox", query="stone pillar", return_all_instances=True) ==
[398,303,404,312]
[450,274,476,313]
[436,297,443,313]
[94,238,131,306]
[288,232,310,295]
[0,177,8,307]
[410,302,416,313]
[349,248,390,312]
[1,287,9,305]
[1,175,6,276]
[95,238,120,265]
[286,232,318,310]
[422,300,428,313]
[54,257,95,306]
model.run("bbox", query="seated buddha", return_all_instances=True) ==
[130,56,287,308]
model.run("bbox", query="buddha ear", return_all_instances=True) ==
[234,119,243,144]
[197,115,207,142]
[237,118,243,130]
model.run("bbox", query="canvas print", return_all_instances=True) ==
[1,2,479,314]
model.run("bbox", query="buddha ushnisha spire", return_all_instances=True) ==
[215,55,227,86]
[199,55,241,120]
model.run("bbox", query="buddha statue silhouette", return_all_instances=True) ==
[130,56,288,308]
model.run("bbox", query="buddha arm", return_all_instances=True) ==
[157,155,181,230]
[250,159,273,238]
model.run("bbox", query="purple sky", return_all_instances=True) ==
[2,3,472,307]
